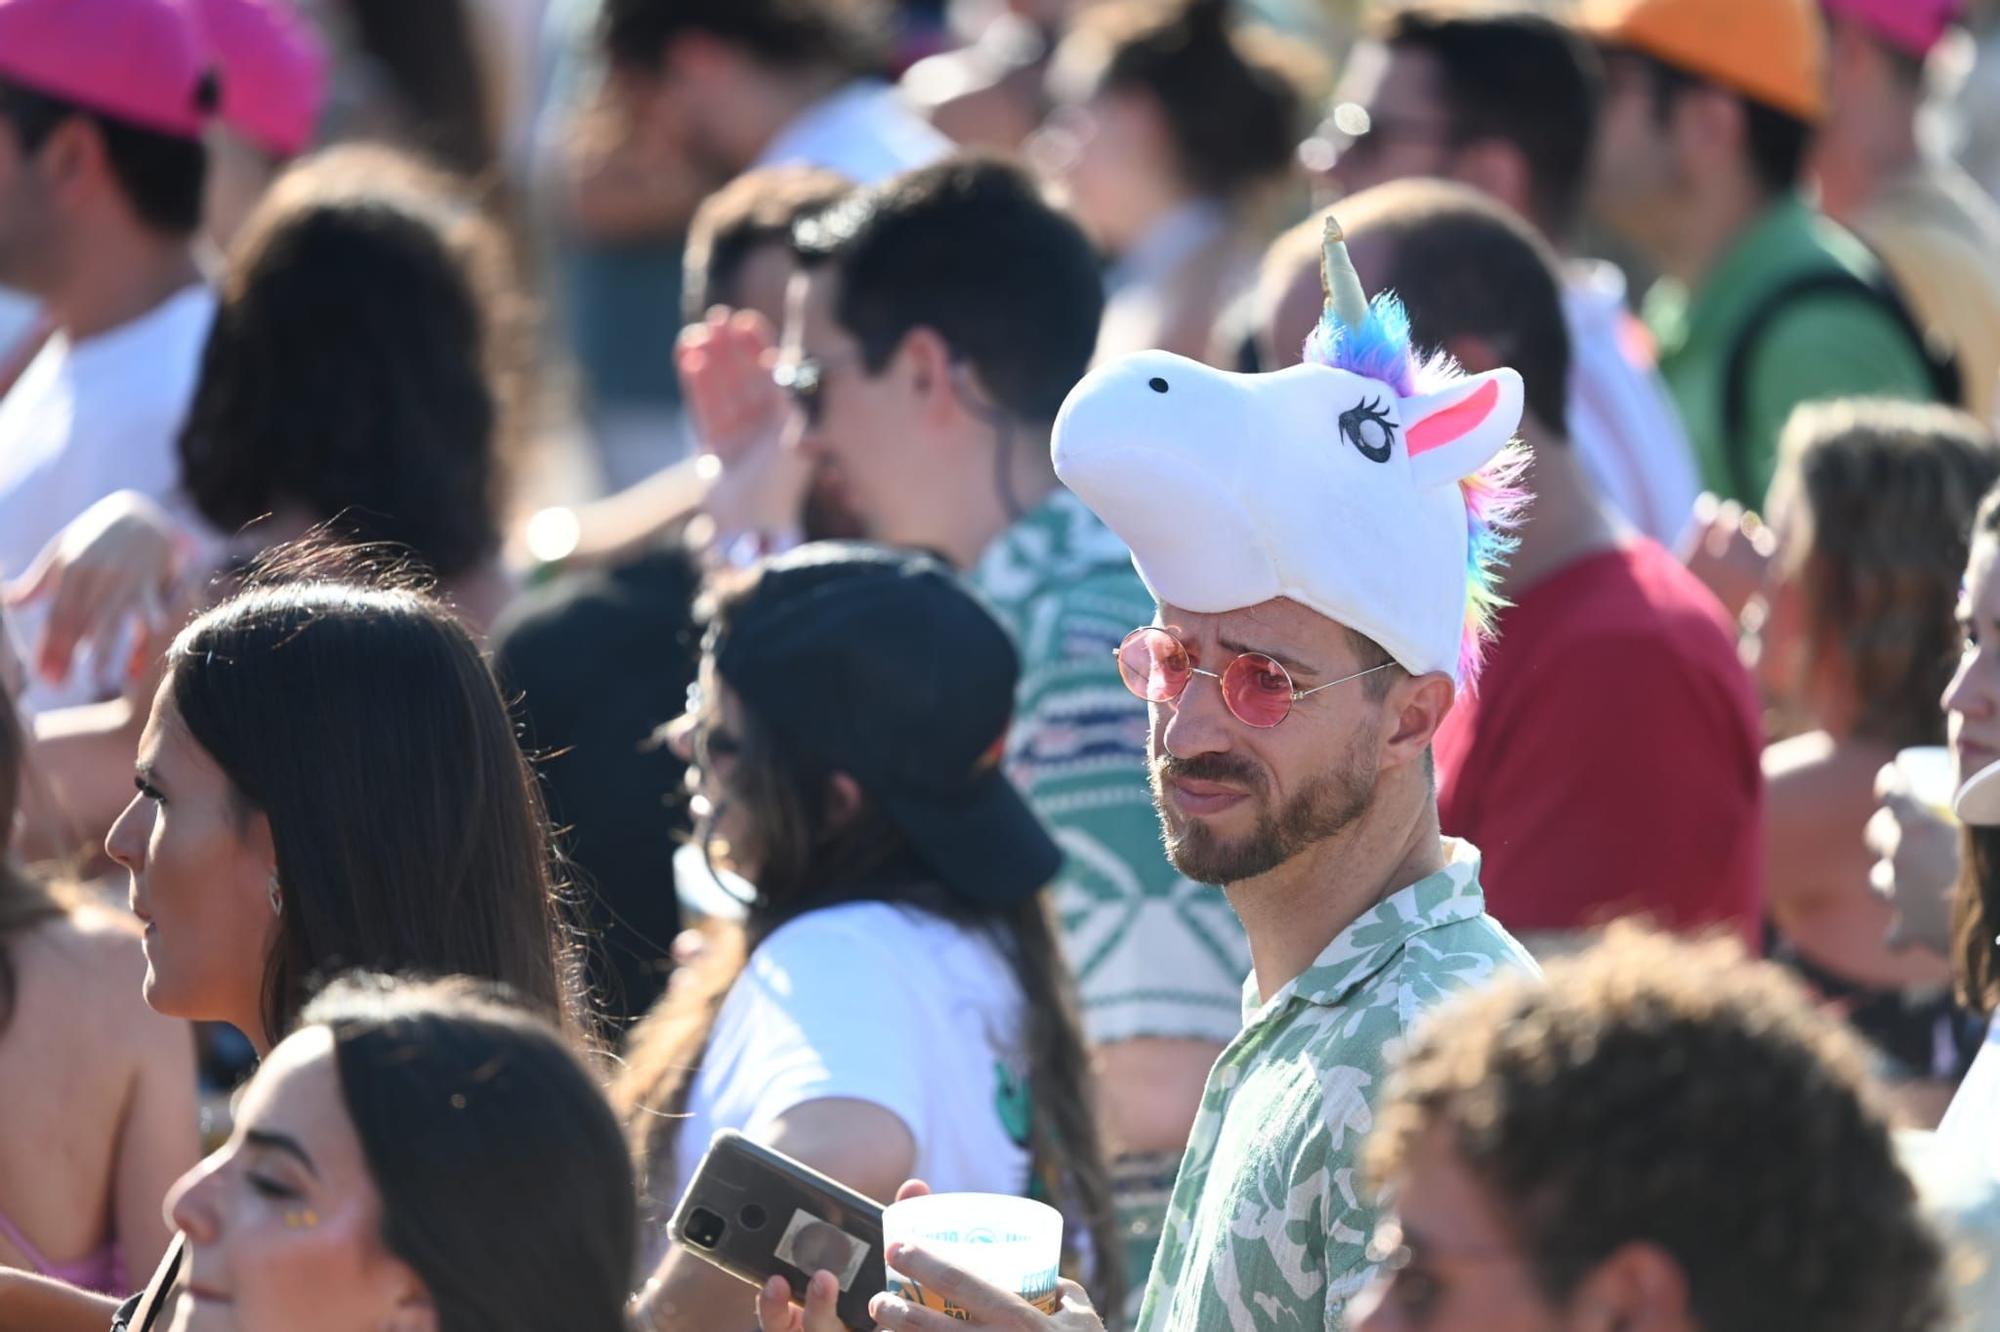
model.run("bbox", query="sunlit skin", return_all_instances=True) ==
[163,1026,433,1332]
[1352,1127,1700,1332]
[1146,598,1388,890]
[1586,53,1684,262]
[780,270,936,546]
[1946,534,2000,790]
[104,681,278,1051]
[1351,1128,1561,1332]
[1040,89,1183,256]
[778,267,1047,572]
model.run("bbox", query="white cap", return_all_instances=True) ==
[1051,218,1526,685]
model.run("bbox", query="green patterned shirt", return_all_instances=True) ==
[1136,842,1533,1331]
[968,489,1251,1047]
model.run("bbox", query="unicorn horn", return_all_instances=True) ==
[1320,213,1371,331]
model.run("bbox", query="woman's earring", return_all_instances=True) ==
[268,873,283,917]
[283,1209,318,1229]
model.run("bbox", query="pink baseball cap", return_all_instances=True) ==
[0,0,210,140]
[1822,0,1963,57]
[191,0,328,158]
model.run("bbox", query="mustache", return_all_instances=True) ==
[1153,752,1267,796]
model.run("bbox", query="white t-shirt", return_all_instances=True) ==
[664,901,1031,1252]
[1564,261,1700,551]
[0,284,215,709]
[1937,1019,2000,1186]
[754,81,951,184]
[0,284,216,579]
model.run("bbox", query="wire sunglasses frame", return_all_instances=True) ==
[1112,626,1394,728]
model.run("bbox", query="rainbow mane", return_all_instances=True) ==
[1303,291,1529,691]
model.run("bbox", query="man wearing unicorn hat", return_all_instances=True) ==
[765,222,1540,1332]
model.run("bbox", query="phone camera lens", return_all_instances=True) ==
[739,1204,768,1231]
[685,1207,727,1250]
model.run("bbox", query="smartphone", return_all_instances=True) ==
[670,1129,887,1331]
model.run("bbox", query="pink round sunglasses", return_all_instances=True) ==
[1114,627,1394,728]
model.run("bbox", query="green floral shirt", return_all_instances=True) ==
[1135,842,1533,1331]
[968,490,1250,1047]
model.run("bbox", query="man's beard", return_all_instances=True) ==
[1150,740,1376,886]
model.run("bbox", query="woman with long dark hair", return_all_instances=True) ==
[107,568,576,1050]
[160,973,633,1332]
[0,557,581,1331]
[619,544,1120,1329]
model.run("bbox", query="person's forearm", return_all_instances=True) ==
[0,1268,120,1332]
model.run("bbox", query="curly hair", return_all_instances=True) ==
[178,145,526,581]
[1366,926,1949,1332]
[1765,399,2000,748]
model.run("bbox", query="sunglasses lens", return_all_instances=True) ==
[1221,654,1294,728]
[775,361,822,425]
[1117,628,1189,702]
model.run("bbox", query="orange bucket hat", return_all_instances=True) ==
[1579,0,1828,122]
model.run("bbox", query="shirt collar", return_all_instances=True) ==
[1239,839,1489,1025]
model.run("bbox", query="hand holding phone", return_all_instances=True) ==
[670,1130,887,1332]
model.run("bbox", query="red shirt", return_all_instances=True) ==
[1435,539,1764,943]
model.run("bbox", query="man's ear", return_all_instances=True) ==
[898,325,960,425]
[37,116,101,204]
[1564,1241,1697,1332]
[1378,670,1455,772]
[1674,84,1745,176]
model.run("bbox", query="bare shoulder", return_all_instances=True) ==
[19,902,171,1041]
[1762,732,1883,817]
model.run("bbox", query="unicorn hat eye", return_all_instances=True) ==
[1339,396,1396,463]
[1148,377,1169,393]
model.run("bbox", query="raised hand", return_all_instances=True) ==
[677,307,813,549]
[1682,491,1777,622]
[5,490,183,685]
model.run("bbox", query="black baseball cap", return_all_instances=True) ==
[710,543,1061,907]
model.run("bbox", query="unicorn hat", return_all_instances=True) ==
[1051,215,1528,689]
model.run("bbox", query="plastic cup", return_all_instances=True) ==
[882,1193,1063,1315]
[1896,746,1959,822]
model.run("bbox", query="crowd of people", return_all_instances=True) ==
[0,0,1997,1329]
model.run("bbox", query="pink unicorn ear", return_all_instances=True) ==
[1400,368,1524,490]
